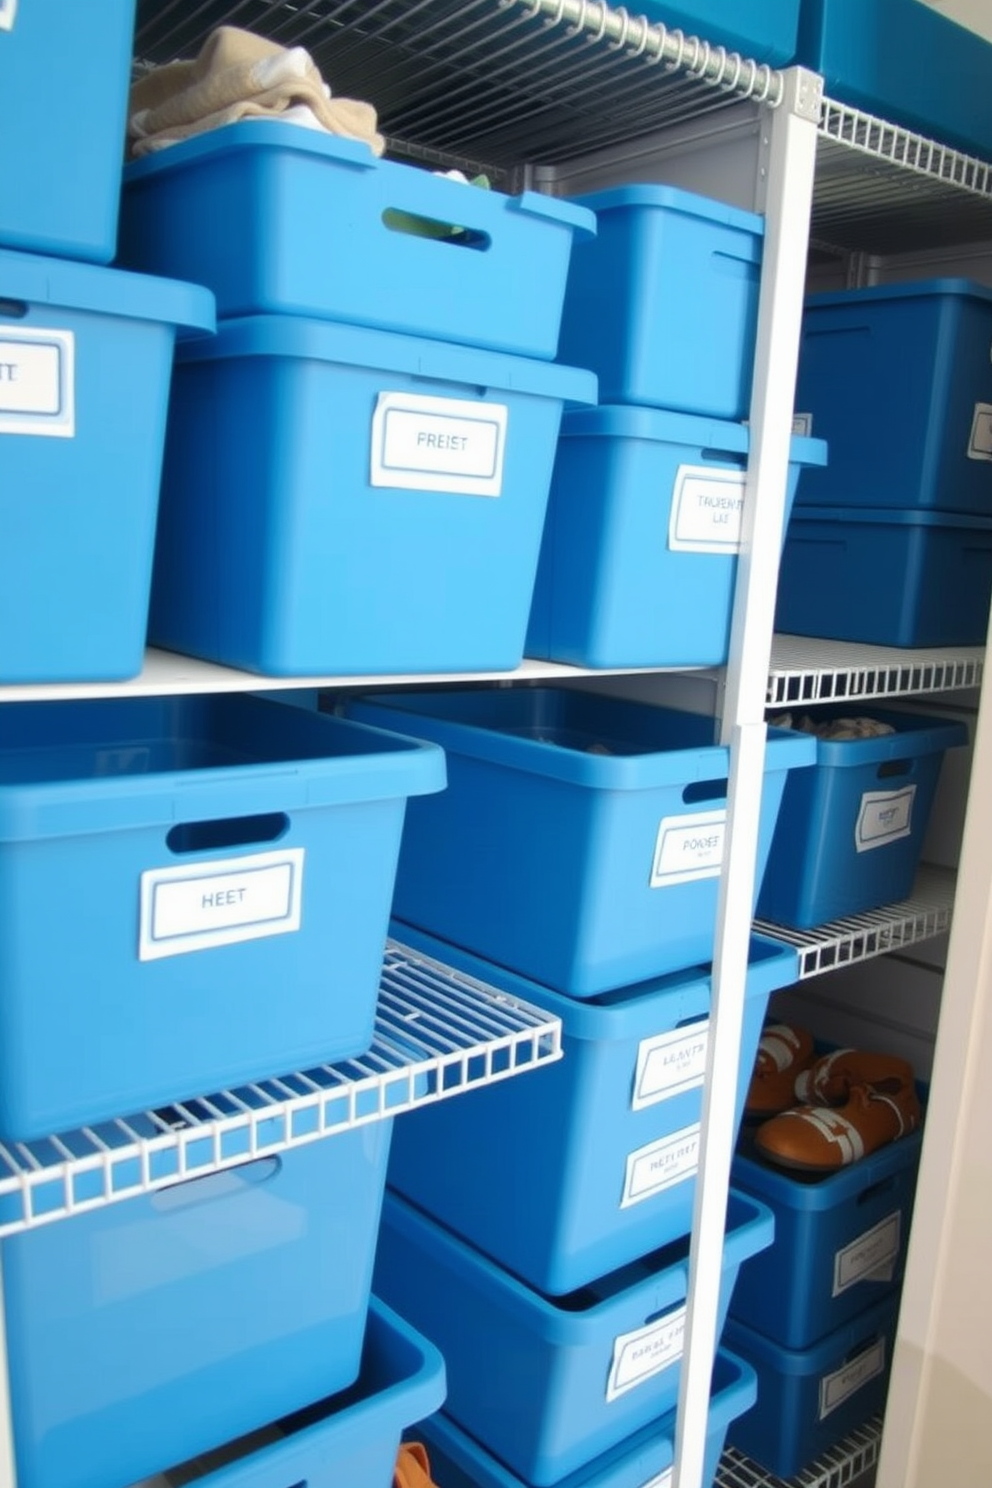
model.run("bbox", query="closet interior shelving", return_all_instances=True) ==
[3,3,992,1487]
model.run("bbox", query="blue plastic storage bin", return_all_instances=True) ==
[150,316,595,676]
[119,121,595,358]
[4,1126,396,1488]
[0,693,444,1141]
[636,1,799,64]
[757,708,966,930]
[527,406,828,668]
[419,1349,757,1488]
[0,0,135,261]
[725,1295,899,1480]
[140,1299,446,1488]
[556,185,764,419]
[795,280,992,517]
[346,688,815,996]
[375,1189,772,1487]
[388,923,797,1295]
[776,506,992,647]
[795,0,992,158]
[731,1127,923,1348]
[0,249,214,684]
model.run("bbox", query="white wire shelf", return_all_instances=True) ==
[0,939,562,1239]
[767,636,985,707]
[716,1415,882,1488]
[755,864,955,980]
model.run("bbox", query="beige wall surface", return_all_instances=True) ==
[919,0,992,43]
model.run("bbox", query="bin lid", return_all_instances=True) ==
[567,181,764,241]
[562,404,828,466]
[806,277,992,310]
[0,248,215,332]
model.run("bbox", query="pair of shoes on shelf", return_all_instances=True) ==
[746,1026,921,1174]
[396,1443,439,1488]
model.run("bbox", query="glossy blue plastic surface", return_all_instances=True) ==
[757,708,967,929]
[0,0,135,261]
[527,405,828,667]
[4,1127,396,1488]
[637,1,799,63]
[0,250,214,684]
[375,1189,772,1486]
[389,923,797,1295]
[795,280,992,516]
[731,1128,923,1348]
[150,316,595,676]
[347,688,815,995]
[119,120,595,357]
[725,1295,899,1480]
[0,694,444,1140]
[795,0,992,157]
[557,184,764,418]
[418,1349,757,1488]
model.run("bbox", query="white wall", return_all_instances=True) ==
[919,0,992,44]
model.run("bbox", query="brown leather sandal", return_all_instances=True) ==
[754,1051,921,1173]
[744,1023,816,1119]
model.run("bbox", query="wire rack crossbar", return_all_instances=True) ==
[767,637,985,706]
[716,1416,882,1488]
[0,940,562,1238]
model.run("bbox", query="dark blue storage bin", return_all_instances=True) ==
[637,1,799,64]
[795,280,992,517]
[795,0,992,157]
[557,185,764,419]
[0,0,135,261]
[776,505,992,648]
[5,1127,397,1488]
[346,689,815,996]
[757,708,966,930]
[418,1349,757,1488]
[0,694,444,1141]
[0,249,214,684]
[151,316,595,677]
[731,1128,923,1348]
[527,406,827,668]
[388,923,797,1296]
[119,121,595,359]
[725,1295,899,1480]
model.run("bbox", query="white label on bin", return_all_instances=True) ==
[650,809,726,888]
[621,1124,700,1209]
[632,1022,709,1109]
[370,392,507,497]
[606,1304,687,1403]
[639,1472,673,1488]
[0,327,74,437]
[793,411,814,436]
[818,1338,886,1421]
[855,785,916,853]
[0,0,16,30]
[833,1211,901,1296]
[138,848,305,961]
[968,402,992,461]
[668,465,745,554]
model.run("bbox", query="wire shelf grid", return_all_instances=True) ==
[716,1415,882,1488]
[767,636,985,707]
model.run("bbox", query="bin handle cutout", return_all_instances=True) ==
[843,1329,884,1366]
[856,1174,898,1206]
[382,208,491,251]
[0,299,27,319]
[150,1156,282,1211]
[876,759,913,781]
[682,778,728,805]
[166,811,289,855]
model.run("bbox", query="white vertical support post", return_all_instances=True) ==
[673,67,822,1488]
[0,1250,14,1488]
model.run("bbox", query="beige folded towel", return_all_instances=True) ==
[128,25,384,158]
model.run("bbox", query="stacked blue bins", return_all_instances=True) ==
[778,281,992,648]
[529,183,827,669]
[345,687,816,1488]
[115,121,598,675]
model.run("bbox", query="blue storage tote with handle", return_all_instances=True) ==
[556,185,764,419]
[794,280,992,517]
[724,1295,899,1480]
[418,1349,757,1488]
[776,506,992,648]
[4,1126,397,1488]
[374,1189,773,1487]
[0,249,214,684]
[346,688,815,996]
[756,708,966,930]
[139,1300,446,1488]
[119,122,595,359]
[730,1126,923,1348]
[526,406,828,668]
[635,1,799,64]
[388,922,797,1296]
[150,316,595,676]
[0,693,444,1141]
[0,0,135,262]
[795,0,992,158]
